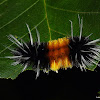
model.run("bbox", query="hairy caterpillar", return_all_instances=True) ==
[4,15,100,78]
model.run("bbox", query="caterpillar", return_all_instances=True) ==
[4,15,100,78]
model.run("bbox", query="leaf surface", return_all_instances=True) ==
[0,0,100,79]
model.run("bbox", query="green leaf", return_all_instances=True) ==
[0,0,100,79]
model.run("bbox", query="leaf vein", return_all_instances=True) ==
[0,0,7,6]
[44,0,51,40]
[0,17,46,54]
[0,0,39,30]
[47,4,100,14]
[51,28,66,36]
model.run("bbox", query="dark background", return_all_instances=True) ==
[0,65,100,100]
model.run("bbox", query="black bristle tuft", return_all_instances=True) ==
[69,36,100,70]
[6,24,50,78]
[12,42,49,70]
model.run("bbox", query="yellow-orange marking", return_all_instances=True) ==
[47,37,72,71]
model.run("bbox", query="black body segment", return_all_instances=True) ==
[69,36,96,67]
[12,42,50,70]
